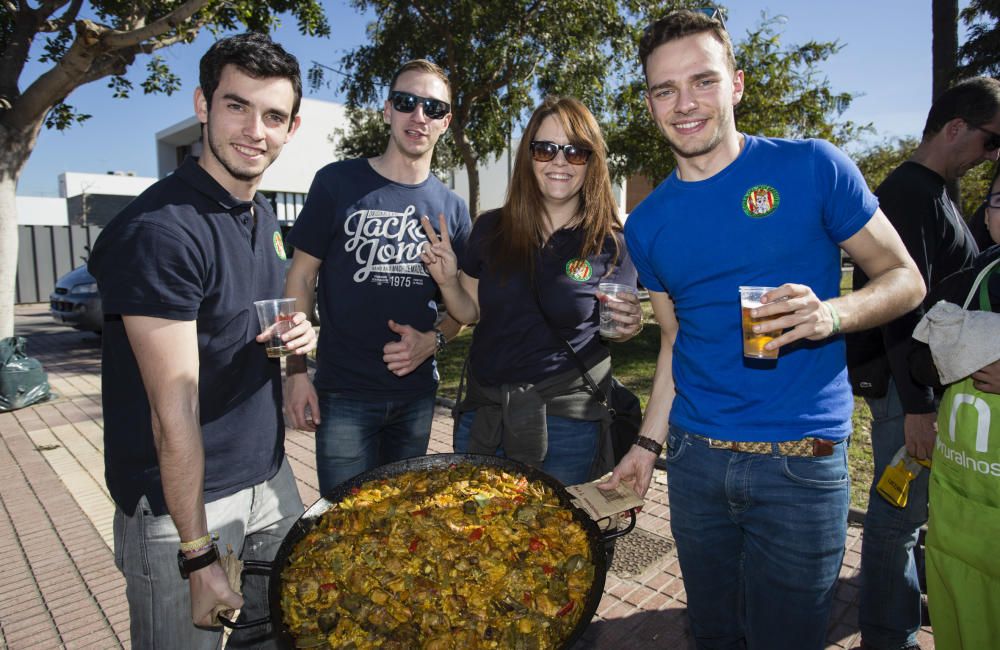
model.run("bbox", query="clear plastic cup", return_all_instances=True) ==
[598,283,638,339]
[739,286,779,359]
[254,298,296,358]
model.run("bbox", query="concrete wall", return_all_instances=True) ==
[59,172,156,198]
[16,196,68,226]
[261,99,346,195]
[17,225,102,303]
[66,194,137,227]
[155,98,347,195]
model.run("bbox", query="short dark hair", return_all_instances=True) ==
[199,32,303,121]
[639,9,735,79]
[389,59,451,102]
[923,76,1000,139]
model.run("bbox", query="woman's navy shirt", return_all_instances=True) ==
[461,209,637,386]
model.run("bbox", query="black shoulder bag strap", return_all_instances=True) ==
[530,275,613,415]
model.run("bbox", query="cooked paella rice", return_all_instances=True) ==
[281,463,595,649]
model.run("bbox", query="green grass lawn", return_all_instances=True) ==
[436,290,875,510]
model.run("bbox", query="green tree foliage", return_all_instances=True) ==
[957,160,997,218]
[853,137,994,219]
[854,137,919,195]
[958,0,1000,77]
[606,15,869,183]
[324,0,711,215]
[0,0,329,337]
[334,106,460,178]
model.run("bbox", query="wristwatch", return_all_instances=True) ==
[434,328,447,353]
[177,543,219,579]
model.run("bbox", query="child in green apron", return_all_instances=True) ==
[916,256,1000,649]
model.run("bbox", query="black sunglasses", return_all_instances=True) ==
[642,7,726,55]
[388,91,451,120]
[529,141,592,165]
[694,6,727,30]
[969,123,1000,152]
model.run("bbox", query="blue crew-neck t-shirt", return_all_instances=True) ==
[460,209,637,386]
[287,158,471,399]
[625,136,876,442]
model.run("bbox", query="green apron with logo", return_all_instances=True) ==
[926,258,1000,650]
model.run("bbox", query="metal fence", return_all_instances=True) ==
[16,225,103,304]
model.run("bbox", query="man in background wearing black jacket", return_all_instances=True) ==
[849,76,1000,650]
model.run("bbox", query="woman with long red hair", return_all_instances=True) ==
[420,96,641,484]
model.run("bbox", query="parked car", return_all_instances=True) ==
[50,265,103,332]
[48,257,315,335]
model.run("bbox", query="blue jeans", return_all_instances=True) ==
[114,459,302,650]
[315,391,436,494]
[859,380,929,649]
[665,426,850,650]
[453,411,600,486]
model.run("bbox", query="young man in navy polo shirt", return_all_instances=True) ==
[89,33,315,649]
[283,59,471,494]
[598,10,925,649]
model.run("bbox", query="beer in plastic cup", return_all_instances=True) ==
[739,286,779,359]
[598,283,638,339]
[254,298,296,358]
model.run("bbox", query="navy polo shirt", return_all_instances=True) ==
[89,157,288,516]
[461,209,638,385]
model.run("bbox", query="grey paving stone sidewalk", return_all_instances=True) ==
[0,304,934,650]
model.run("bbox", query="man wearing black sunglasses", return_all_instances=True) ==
[600,9,925,650]
[849,76,1000,650]
[283,59,471,495]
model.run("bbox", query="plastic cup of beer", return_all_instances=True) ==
[739,286,779,359]
[598,283,638,339]
[254,298,296,358]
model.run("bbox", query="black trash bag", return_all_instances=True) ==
[0,337,51,411]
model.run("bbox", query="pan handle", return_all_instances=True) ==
[598,508,637,543]
[216,559,274,629]
[240,559,274,574]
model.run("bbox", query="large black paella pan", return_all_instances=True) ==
[223,453,636,649]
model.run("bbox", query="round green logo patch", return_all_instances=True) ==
[273,231,287,260]
[742,185,780,218]
[565,258,593,282]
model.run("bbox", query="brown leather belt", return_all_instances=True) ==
[691,434,837,458]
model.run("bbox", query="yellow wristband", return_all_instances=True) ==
[179,532,216,553]
[824,301,841,336]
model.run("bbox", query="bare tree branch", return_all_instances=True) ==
[1,4,57,101]
[102,0,210,50]
[41,0,84,33]
[137,21,207,54]
[4,20,102,130]
[36,0,70,15]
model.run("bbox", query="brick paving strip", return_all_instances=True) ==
[0,304,936,650]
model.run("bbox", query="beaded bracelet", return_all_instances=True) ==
[179,532,218,553]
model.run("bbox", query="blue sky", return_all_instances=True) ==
[18,0,968,196]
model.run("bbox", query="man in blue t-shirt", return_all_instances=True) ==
[284,59,471,494]
[89,34,316,649]
[599,11,925,650]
